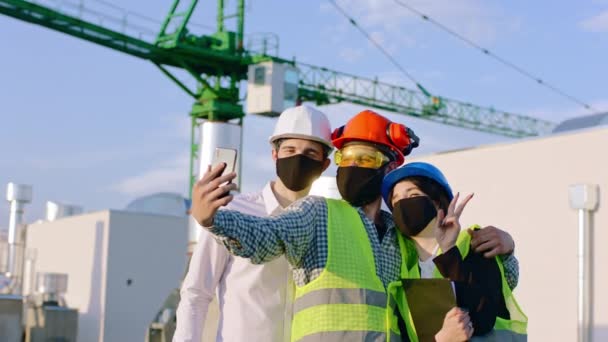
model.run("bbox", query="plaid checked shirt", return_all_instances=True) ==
[210,195,519,289]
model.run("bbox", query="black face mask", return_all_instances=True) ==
[392,196,437,237]
[336,166,385,206]
[276,154,324,191]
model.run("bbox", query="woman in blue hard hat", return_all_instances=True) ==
[381,162,528,341]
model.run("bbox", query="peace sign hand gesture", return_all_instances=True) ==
[434,192,474,252]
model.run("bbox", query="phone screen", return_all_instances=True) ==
[211,147,237,180]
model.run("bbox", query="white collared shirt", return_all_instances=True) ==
[419,244,440,279]
[174,182,294,342]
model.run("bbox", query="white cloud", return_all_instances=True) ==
[580,10,608,32]
[319,2,333,13]
[372,69,443,90]
[105,113,196,197]
[522,99,608,123]
[399,34,417,49]
[331,0,510,45]
[159,113,191,140]
[109,115,279,198]
[423,70,444,80]
[319,0,517,90]
[23,114,190,173]
[320,20,352,45]
[368,30,386,45]
[24,149,145,171]
[474,73,499,86]
[374,70,415,87]
[338,47,365,63]
[111,154,189,197]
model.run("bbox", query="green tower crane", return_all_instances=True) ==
[0,0,555,198]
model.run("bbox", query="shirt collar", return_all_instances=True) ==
[355,207,396,231]
[262,181,283,215]
[379,209,396,231]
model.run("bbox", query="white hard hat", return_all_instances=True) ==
[269,105,333,150]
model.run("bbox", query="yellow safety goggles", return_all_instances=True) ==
[334,145,390,169]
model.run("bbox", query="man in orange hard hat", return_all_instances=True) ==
[189,109,518,341]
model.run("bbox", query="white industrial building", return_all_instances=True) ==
[25,210,188,341]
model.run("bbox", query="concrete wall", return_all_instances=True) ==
[26,210,189,342]
[410,127,608,340]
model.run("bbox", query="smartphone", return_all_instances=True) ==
[211,147,237,185]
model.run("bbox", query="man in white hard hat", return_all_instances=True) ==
[173,105,333,342]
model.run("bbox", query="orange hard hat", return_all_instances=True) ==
[331,110,419,165]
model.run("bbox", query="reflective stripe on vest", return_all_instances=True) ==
[291,199,389,342]
[392,226,528,341]
[293,288,387,313]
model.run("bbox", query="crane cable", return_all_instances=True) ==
[327,0,432,97]
[392,0,595,112]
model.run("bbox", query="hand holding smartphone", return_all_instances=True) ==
[190,148,238,226]
[211,147,237,187]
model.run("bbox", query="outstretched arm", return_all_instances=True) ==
[204,196,325,266]
[190,164,323,266]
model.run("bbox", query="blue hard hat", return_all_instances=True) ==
[381,162,454,208]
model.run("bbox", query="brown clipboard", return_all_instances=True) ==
[402,278,457,342]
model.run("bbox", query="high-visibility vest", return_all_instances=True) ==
[290,199,399,342]
[387,226,528,342]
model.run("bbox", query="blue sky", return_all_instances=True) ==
[2,0,607,226]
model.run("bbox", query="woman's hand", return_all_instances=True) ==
[435,307,474,342]
[435,192,474,252]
